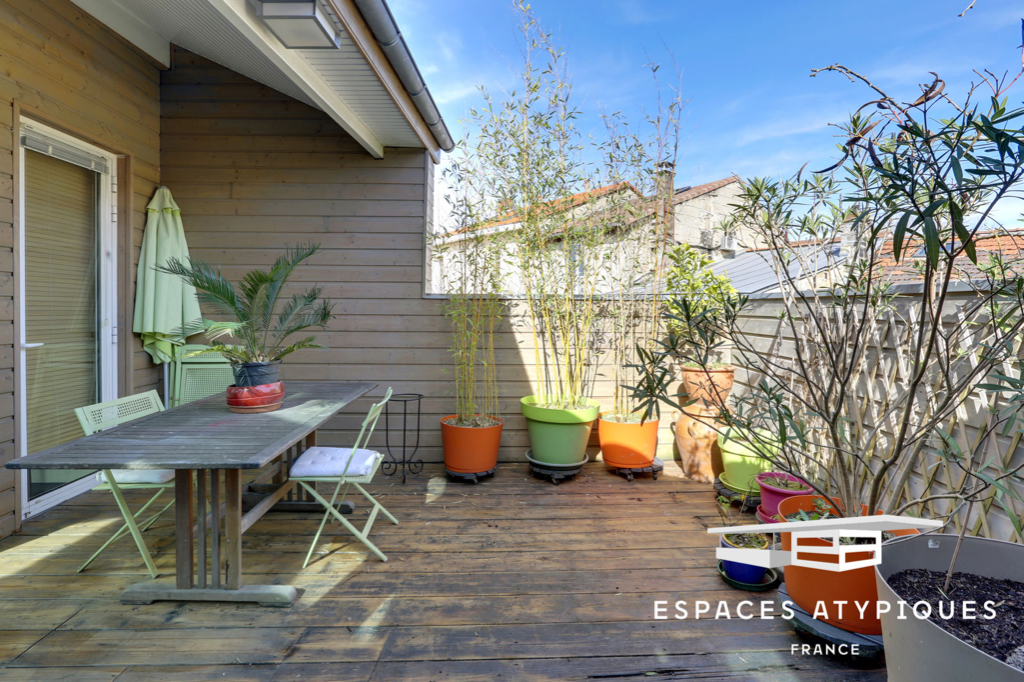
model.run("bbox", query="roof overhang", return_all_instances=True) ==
[69,0,450,161]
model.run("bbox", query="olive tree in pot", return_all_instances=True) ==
[629,64,1024,636]
[635,248,736,484]
[161,242,333,413]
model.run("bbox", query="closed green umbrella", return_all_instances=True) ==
[133,187,202,364]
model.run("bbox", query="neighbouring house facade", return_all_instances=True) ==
[432,171,755,296]
[669,175,751,258]
[0,0,459,539]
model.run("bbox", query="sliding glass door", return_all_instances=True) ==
[18,120,118,517]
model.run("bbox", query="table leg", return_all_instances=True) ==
[174,471,194,589]
[121,467,297,608]
[196,470,207,589]
[211,469,220,590]
[225,468,242,590]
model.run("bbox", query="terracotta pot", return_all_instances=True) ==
[674,409,718,483]
[678,366,734,410]
[440,415,503,474]
[598,415,658,468]
[778,495,917,635]
[755,472,812,517]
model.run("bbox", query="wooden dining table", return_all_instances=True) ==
[6,381,376,607]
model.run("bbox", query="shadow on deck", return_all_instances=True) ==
[0,462,886,681]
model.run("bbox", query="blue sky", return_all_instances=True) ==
[392,0,1023,198]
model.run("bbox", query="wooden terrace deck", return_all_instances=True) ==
[0,463,886,681]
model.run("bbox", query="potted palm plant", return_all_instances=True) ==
[160,242,333,413]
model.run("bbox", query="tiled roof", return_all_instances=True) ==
[672,176,741,205]
[875,231,1024,285]
[446,181,641,236]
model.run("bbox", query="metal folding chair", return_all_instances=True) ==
[170,344,234,408]
[290,388,398,565]
[74,391,173,577]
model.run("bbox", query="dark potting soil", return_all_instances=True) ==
[888,568,1024,669]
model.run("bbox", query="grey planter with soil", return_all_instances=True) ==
[875,534,1024,681]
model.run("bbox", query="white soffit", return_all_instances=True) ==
[70,0,423,156]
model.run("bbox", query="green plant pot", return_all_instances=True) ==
[520,396,600,465]
[718,427,776,493]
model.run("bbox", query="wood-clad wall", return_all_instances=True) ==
[161,48,447,458]
[0,0,162,538]
[162,47,680,465]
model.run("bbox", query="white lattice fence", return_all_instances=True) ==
[732,291,1024,543]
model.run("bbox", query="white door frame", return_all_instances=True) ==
[17,119,119,519]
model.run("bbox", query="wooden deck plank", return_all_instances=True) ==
[0,463,885,680]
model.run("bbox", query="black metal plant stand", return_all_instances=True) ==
[382,393,424,484]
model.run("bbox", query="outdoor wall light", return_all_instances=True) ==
[256,0,340,49]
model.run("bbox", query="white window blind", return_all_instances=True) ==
[23,150,100,454]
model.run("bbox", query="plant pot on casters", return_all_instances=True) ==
[717,427,775,495]
[598,414,658,469]
[875,535,1024,681]
[521,396,600,469]
[441,415,503,480]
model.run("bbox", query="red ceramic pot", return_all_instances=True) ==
[226,382,285,413]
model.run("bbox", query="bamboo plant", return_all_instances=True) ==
[456,2,607,411]
[433,226,504,427]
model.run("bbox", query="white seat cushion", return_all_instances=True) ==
[290,447,379,478]
[98,469,176,485]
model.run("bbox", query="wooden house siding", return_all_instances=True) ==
[162,47,682,465]
[0,0,162,538]
[160,47,453,460]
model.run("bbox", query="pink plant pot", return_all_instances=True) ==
[756,505,780,524]
[755,472,812,518]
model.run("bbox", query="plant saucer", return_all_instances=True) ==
[717,561,781,592]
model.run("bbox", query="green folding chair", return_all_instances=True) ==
[290,388,398,565]
[74,391,174,578]
[170,344,234,408]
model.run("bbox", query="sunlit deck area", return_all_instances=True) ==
[0,463,886,681]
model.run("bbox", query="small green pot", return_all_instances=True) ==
[521,396,600,465]
[718,427,777,493]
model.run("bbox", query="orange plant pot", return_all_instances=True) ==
[598,416,659,468]
[679,366,734,410]
[778,495,917,635]
[440,416,503,474]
